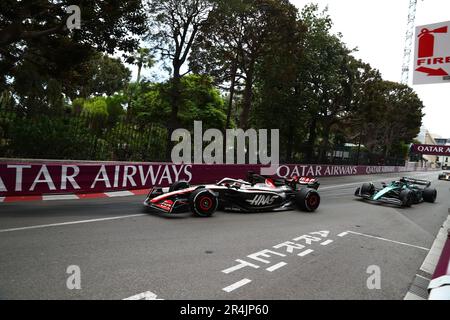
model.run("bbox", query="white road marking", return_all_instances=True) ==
[298,249,314,257]
[347,231,430,251]
[338,232,349,237]
[0,214,147,234]
[222,260,259,274]
[105,191,135,197]
[320,240,334,246]
[43,194,79,201]
[222,279,252,293]
[415,274,431,281]
[266,262,287,272]
[404,291,426,300]
[123,291,162,300]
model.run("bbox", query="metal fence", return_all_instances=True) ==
[0,106,407,166]
[0,107,168,162]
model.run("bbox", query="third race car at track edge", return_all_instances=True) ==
[144,172,321,217]
[438,172,450,181]
[355,177,437,207]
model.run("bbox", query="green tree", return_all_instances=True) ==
[191,0,303,130]
[133,74,227,130]
[147,0,214,157]
[127,47,155,83]
[1,0,146,113]
[79,53,132,98]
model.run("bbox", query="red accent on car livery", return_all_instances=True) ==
[265,179,276,188]
[154,199,174,212]
[150,187,197,203]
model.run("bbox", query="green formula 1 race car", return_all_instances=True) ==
[355,177,437,207]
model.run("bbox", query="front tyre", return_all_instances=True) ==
[169,181,190,192]
[296,188,320,212]
[360,183,375,196]
[400,190,413,207]
[189,189,218,217]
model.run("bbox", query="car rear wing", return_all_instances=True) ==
[402,177,431,187]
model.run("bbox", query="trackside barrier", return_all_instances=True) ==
[0,159,438,197]
[428,228,450,300]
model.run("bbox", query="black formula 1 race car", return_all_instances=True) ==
[355,177,437,207]
[438,172,450,181]
[143,172,321,217]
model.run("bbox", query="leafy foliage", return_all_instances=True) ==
[0,1,426,164]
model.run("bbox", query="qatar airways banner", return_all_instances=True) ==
[411,144,450,156]
[0,161,432,196]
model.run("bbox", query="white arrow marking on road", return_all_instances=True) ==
[298,249,314,257]
[321,240,334,246]
[123,291,163,300]
[266,262,287,272]
[222,279,252,293]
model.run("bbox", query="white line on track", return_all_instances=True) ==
[0,214,147,234]
[43,194,79,201]
[222,279,252,293]
[321,240,334,246]
[123,291,162,300]
[337,232,349,237]
[266,262,287,272]
[347,231,430,251]
[298,249,314,257]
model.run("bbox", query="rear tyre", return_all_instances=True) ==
[423,188,437,203]
[399,190,413,207]
[189,189,218,217]
[296,188,320,212]
[169,181,190,192]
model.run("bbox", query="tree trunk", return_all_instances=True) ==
[226,59,238,130]
[166,62,182,161]
[137,62,142,83]
[305,115,318,163]
[319,121,332,164]
[286,125,294,163]
[239,64,254,130]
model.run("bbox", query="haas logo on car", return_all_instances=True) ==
[247,194,278,206]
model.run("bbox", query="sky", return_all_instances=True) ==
[292,0,450,138]
[133,0,450,137]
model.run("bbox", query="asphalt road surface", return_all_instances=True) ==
[0,171,448,300]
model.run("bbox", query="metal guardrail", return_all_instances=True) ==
[428,218,450,300]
